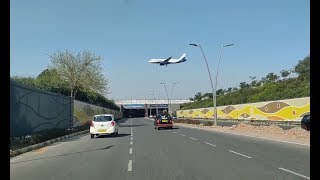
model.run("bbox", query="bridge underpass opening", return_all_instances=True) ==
[124,109,145,118]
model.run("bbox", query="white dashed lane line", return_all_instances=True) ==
[204,142,216,147]
[128,160,132,172]
[129,148,132,154]
[179,134,186,136]
[228,150,252,159]
[130,141,133,145]
[278,168,310,179]
[189,137,198,141]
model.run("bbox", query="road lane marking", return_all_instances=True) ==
[175,124,309,147]
[173,132,177,134]
[131,134,133,137]
[129,148,132,154]
[189,137,198,141]
[131,137,133,140]
[204,142,216,146]
[179,134,186,136]
[278,168,310,179]
[228,150,252,159]
[128,160,132,171]
[130,141,133,145]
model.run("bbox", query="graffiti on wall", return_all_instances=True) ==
[10,80,72,137]
[73,100,121,126]
[177,97,310,121]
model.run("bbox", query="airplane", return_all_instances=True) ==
[148,53,187,66]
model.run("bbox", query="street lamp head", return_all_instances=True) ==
[189,43,199,47]
[222,44,234,47]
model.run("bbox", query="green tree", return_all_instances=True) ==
[49,50,109,98]
[265,73,279,82]
[239,82,250,89]
[226,87,232,94]
[216,89,224,95]
[194,92,203,101]
[203,92,213,99]
[36,69,69,95]
[280,70,290,80]
[294,56,310,81]
[11,76,37,87]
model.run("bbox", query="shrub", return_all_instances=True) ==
[204,121,213,126]
[187,119,194,124]
[194,120,201,125]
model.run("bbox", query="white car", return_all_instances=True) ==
[90,114,119,138]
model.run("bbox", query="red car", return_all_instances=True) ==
[154,114,173,130]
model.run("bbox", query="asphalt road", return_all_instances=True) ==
[10,117,310,180]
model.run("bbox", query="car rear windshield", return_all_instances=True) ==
[94,116,113,122]
[158,115,172,120]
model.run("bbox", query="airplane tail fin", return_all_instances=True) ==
[179,53,186,60]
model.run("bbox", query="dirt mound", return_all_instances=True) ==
[231,123,309,142]
[284,127,310,139]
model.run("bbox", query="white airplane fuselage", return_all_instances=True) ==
[148,53,187,66]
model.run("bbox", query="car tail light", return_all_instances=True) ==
[90,121,94,127]
[111,121,115,126]
[157,120,160,123]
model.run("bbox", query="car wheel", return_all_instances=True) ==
[112,132,116,137]
[170,126,173,129]
[90,134,94,138]
[157,127,160,130]
[154,127,157,129]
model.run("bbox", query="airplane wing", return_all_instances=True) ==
[160,57,172,66]
[163,56,172,63]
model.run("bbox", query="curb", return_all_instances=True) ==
[10,129,89,157]
[176,118,301,126]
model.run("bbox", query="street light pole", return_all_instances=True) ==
[170,82,179,115]
[160,82,170,114]
[189,43,216,126]
[213,44,234,125]
[170,82,179,104]
[150,92,156,117]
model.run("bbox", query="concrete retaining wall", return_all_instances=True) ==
[177,97,310,121]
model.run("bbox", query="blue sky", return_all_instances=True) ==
[10,0,310,100]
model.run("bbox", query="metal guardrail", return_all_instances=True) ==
[177,117,301,126]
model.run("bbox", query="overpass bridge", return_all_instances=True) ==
[115,99,191,118]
